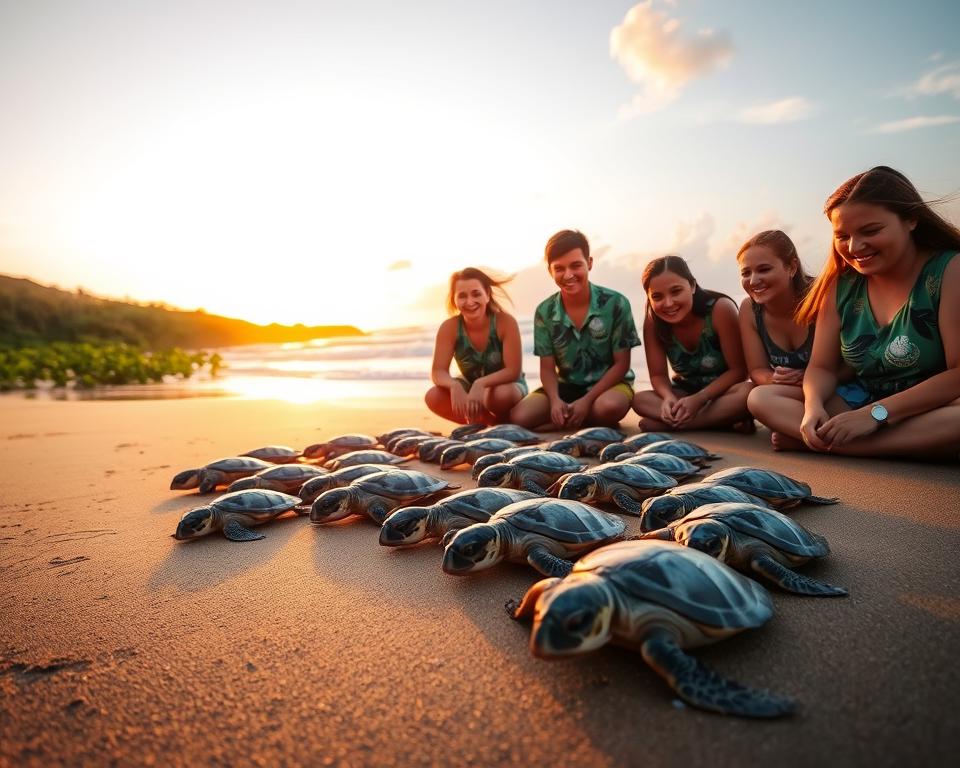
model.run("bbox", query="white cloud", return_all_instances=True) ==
[387,260,411,271]
[910,61,960,99]
[739,97,816,124]
[611,1,733,116]
[871,115,960,134]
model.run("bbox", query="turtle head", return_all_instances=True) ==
[227,477,258,492]
[675,519,730,560]
[547,438,580,456]
[174,506,217,540]
[599,444,631,462]
[471,453,504,481]
[441,524,502,574]
[302,442,328,460]
[476,464,511,488]
[639,495,686,532]
[310,488,355,524]
[530,574,614,657]
[379,506,430,546]
[555,474,597,502]
[170,469,201,490]
[439,446,468,470]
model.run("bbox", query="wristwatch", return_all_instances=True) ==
[870,403,889,427]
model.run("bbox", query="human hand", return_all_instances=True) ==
[565,397,592,430]
[451,386,471,420]
[817,408,878,448]
[466,381,487,420]
[799,404,830,451]
[771,366,805,386]
[549,398,569,428]
[659,396,680,426]
[672,394,705,426]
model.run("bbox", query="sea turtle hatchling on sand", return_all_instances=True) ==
[701,467,839,508]
[546,427,626,457]
[643,502,847,597]
[463,424,541,445]
[638,440,720,467]
[226,464,328,494]
[476,451,586,495]
[615,452,702,481]
[170,457,273,494]
[442,498,627,577]
[173,489,303,542]
[470,446,543,480]
[551,463,677,515]
[439,439,518,470]
[323,450,413,471]
[297,464,387,505]
[639,482,773,532]
[419,439,465,464]
[378,427,440,447]
[303,434,379,461]
[310,469,461,525]
[240,445,303,464]
[379,488,538,547]
[449,423,487,440]
[598,432,675,462]
[390,434,444,458]
[508,539,795,718]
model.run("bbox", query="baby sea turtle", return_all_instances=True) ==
[702,467,839,508]
[638,440,720,466]
[303,434,379,461]
[615,452,702,481]
[310,469,461,525]
[379,488,538,547]
[476,451,586,495]
[241,445,303,464]
[463,424,541,445]
[226,464,328,493]
[173,489,302,542]
[547,427,626,457]
[378,427,440,446]
[418,438,464,463]
[552,463,677,515]
[471,446,543,480]
[644,502,847,597]
[170,457,274,494]
[639,482,772,532]
[391,434,443,457]
[439,439,518,470]
[449,423,486,440]
[297,464,387,504]
[324,450,413,471]
[509,539,795,718]
[442,498,627,577]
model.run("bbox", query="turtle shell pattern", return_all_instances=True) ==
[639,440,719,463]
[352,469,457,500]
[492,498,626,545]
[241,446,302,463]
[571,539,772,630]
[210,489,302,517]
[471,447,542,479]
[645,482,771,511]
[325,450,410,470]
[623,432,673,449]
[206,457,273,473]
[508,451,585,473]
[432,488,538,522]
[585,462,678,491]
[616,452,701,477]
[681,503,830,558]
[702,467,832,505]
[465,425,540,444]
[568,427,625,443]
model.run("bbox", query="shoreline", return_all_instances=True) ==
[2,395,958,766]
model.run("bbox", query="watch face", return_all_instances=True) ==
[871,404,888,422]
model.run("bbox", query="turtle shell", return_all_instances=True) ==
[391,434,437,457]
[586,462,678,490]
[298,464,387,501]
[617,452,700,478]
[645,482,771,513]
[568,427,625,443]
[206,457,273,473]
[702,467,817,504]
[493,498,626,544]
[573,540,773,629]
[436,488,538,522]
[324,450,410,470]
[352,469,459,500]
[449,423,486,440]
[682,503,830,557]
[471,447,541,480]
[378,427,437,445]
[241,446,302,463]
[509,451,585,473]
[465,425,540,445]
[623,432,673,449]
[420,439,464,463]
[210,489,302,516]
[638,440,719,463]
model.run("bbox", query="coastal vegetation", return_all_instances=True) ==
[0,274,364,389]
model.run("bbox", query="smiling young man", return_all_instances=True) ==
[510,230,640,430]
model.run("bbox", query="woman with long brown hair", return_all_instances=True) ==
[747,166,960,457]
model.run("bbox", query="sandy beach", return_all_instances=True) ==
[1,394,958,767]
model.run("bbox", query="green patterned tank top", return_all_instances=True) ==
[836,250,956,400]
[454,314,526,390]
[665,297,729,393]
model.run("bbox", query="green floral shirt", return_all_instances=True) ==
[533,284,640,387]
[837,250,955,400]
[454,314,527,393]
[665,296,729,392]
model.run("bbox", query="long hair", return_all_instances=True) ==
[446,267,513,316]
[796,166,960,325]
[737,229,813,301]
[642,255,731,344]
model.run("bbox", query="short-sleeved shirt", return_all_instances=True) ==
[837,250,956,400]
[665,296,730,393]
[533,284,640,387]
[453,314,527,393]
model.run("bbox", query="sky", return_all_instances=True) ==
[2,0,959,331]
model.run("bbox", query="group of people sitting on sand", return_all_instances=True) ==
[424,166,960,461]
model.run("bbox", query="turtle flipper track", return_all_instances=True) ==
[527,547,574,577]
[751,554,848,597]
[806,494,840,505]
[612,490,643,516]
[223,519,266,542]
[641,634,796,718]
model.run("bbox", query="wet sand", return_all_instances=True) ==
[1,395,958,767]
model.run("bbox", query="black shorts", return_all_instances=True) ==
[531,381,634,404]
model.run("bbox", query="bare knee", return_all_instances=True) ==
[592,393,631,426]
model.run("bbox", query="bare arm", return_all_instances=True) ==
[739,298,775,385]
[538,355,567,428]
[643,315,675,400]
[430,318,460,389]
[800,284,843,450]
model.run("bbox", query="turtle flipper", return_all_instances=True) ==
[640,633,796,718]
[505,577,562,620]
[520,478,548,495]
[751,554,848,597]
[527,546,574,577]
[806,494,839,505]
[223,519,265,542]
[366,499,392,525]
[439,527,461,548]
[199,470,224,494]
[612,490,643,516]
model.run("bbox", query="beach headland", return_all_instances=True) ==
[1,394,958,767]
